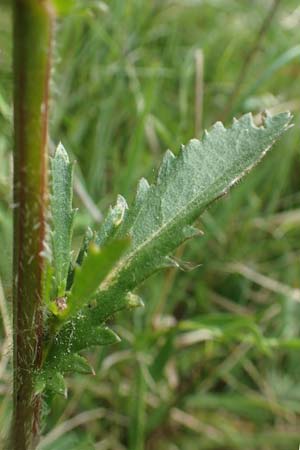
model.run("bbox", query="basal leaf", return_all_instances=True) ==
[51,143,76,296]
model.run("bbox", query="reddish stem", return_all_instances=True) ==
[12,1,54,448]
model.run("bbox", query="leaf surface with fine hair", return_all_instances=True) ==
[47,112,292,368]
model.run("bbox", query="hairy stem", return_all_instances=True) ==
[12,1,54,448]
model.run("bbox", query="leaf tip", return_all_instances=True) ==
[96,326,121,345]
[263,109,293,130]
[211,121,226,131]
[114,195,128,226]
[55,142,70,162]
[136,177,150,203]
[157,149,176,182]
[125,292,144,309]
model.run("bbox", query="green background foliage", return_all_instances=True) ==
[1,1,300,449]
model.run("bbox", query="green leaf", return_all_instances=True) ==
[46,293,143,362]
[52,112,292,353]
[46,326,120,369]
[95,195,128,247]
[60,239,129,321]
[51,143,76,296]
[48,353,94,375]
[35,370,67,397]
[116,112,292,285]
[46,371,67,397]
[83,112,292,325]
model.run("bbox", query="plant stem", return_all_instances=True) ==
[12,1,54,448]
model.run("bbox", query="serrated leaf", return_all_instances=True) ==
[53,112,292,348]
[51,143,76,296]
[60,239,129,321]
[47,326,120,369]
[48,292,143,359]
[113,113,291,285]
[89,112,292,323]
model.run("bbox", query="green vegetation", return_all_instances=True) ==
[1,1,300,449]
[44,111,291,400]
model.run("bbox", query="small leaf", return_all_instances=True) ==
[35,370,67,397]
[71,325,121,352]
[46,371,67,397]
[60,239,129,321]
[47,326,120,366]
[51,143,76,296]
[50,353,95,375]
[96,195,128,247]
[46,292,144,362]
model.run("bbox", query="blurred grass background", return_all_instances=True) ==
[1,0,300,449]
